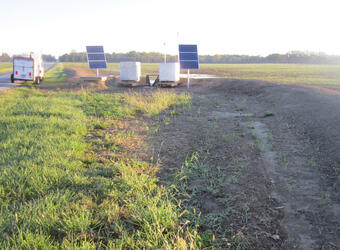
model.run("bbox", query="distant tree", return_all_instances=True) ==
[42,54,57,62]
[0,53,11,62]
[59,52,86,62]
[57,51,340,64]
[265,54,287,63]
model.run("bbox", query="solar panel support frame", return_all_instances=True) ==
[178,44,199,89]
[187,69,190,89]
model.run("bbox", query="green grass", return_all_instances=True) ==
[0,88,199,248]
[43,63,67,83]
[0,62,12,74]
[105,63,160,76]
[61,62,88,69]
[173,150,251,249]
[62,62,340,86]
[198,64,340,85]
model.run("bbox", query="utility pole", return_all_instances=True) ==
[163,42,166,63]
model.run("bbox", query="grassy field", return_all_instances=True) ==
[61,62,340,86]
[0,87,202,248]
[0,62,12,74]
[43,63,68,83]
[2,61,340,86]
[198,64,340,85]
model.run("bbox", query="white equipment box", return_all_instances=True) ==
[159,63,180,82]
[120,62,141,81]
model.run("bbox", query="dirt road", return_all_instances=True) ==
[0,72,16,93]
[150,79,340,249]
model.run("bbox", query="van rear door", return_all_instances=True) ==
[13,57,34,81]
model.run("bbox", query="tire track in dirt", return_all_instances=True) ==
[246,120,319,249]
[152,78,340,249]
[207,79,340,249]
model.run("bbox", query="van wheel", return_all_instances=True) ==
[35,77,40,85]
[10,74,14,83]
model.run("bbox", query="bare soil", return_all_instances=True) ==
[33,66,340,249]
[148,79,340,249]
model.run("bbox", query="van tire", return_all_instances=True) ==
[10,74,14,83]
[35,77,40,85]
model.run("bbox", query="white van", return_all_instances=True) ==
[11,53,44,84]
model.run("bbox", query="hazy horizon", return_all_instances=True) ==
[4,50,340,58]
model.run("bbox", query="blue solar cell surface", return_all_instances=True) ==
[180,61,199,70]
[179,52,198,61]
[89,61,107,69]
[88,54,106,61]
[86,46,104,53]
[179,44,198,53]
[86,45,107,69]
[178,44,199,69]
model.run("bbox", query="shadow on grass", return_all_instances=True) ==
[64,68,76,78]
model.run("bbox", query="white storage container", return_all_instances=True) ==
[120,62,141,81]
[159,63,180,82]
[12,53,44,83]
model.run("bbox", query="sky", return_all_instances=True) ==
[0,0,340,57]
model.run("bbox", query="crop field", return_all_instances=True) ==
[198,64,340,85]
[0,62,12,74]
[6,62,339,88]
[61,62,340,87]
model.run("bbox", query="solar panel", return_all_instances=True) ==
[86,46,104,53]
[179,53,198,61]
[179,44,199,69]
[87,54,106,61]
[89,61,107,69]
[179,44,198,53]
[86,45,107,69]
[180,61,199,70]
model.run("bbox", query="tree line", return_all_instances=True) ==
[0,53,57,62]
[58,51,178,63]
[58,51,340,64]
[2,51,340,64]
